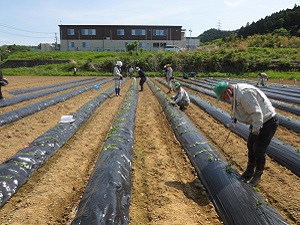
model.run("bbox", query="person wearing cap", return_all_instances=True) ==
[0,70,8,100]
[213,81,279,187]
[171,82,190,111]
[113,61,123,96]
[164,64,174,93]
[257,72,268,86]
[135,67,147,91]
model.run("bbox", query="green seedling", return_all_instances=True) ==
[256,200,263,206]
[295,148,300,153]
[0,175,13,179]
[103,144,119,151]
[225,163,233,174]
[189,141,207,148]
[179,129,197,136]
[12,160,30,169]
[256,199,270,207]
[193,149,207,158]
[253,186,260,192]
[207,152,214,161]
[175,121,187,129]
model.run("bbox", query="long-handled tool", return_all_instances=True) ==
[221,131,231,149]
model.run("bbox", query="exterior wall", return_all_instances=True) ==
[40,43,56,51]
[59,25,186,52]
[186,38,201,50]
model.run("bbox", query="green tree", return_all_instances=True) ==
[126,41,139,52]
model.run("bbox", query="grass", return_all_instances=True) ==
[1,51,299,79]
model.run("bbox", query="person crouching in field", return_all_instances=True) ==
[257,72,268,86]
[213,81,279,187]
[171,82,190,111]
[0,70,9,100]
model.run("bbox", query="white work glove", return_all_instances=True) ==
[251,126,260,135]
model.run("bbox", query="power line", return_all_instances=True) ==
[0,23,54,34]
[0,29,53,38]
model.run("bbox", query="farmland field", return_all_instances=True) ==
[0,76,299,225]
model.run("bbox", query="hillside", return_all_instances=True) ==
[199,4,300,43]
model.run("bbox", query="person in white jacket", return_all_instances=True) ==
[113,61,123,96]
[257,73,268,86]
[213,81,279,187]
[164,64,174,93]
[171,82,190,111]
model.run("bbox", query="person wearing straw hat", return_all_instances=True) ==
[113,61,123,96]
[164,64,174,93]
[213,81,279,187]
[171,81,190,111]
[257,72,268,86]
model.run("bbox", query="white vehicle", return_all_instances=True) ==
[164,45,181,52]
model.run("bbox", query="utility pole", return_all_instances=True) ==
[55,33,58,51]
[189,28,192,51]
[217,20,221,30]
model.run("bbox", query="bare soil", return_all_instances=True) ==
[0,76,299,225]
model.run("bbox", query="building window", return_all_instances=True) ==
[139,42,145,48]
[81,29,96,35]
[67,29,75,35]
[82,42,90,48]
[153,29,167,36]
[68,42,75,47]
[131,29,146,36]
[117,29,124,35]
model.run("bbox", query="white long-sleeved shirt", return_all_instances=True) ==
[232,83,276,130]
[166,67,173,80]
[174,87,190,104]
[113,66,122,79]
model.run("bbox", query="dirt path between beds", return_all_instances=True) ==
[0,76,299,225]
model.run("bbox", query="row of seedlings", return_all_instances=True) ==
[0,79,111,126]
[0,82,118,208]
[175,77,300,133]
[0,77,103,108]
[9,77,96,96]
[156,78,300,177]
[177,77,300,116]
[147,79,288,225]
[71,80,138,225]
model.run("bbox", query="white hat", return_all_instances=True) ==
[116,61,122,67]
[135,67,140,71]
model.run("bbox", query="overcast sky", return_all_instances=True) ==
[0,0,297,46]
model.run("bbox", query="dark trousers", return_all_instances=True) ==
[140,79,146,91]
[0,86,3,99]
[247,115,279,171]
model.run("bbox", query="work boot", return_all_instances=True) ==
[241,163,255,181]
[249,170,263,187]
